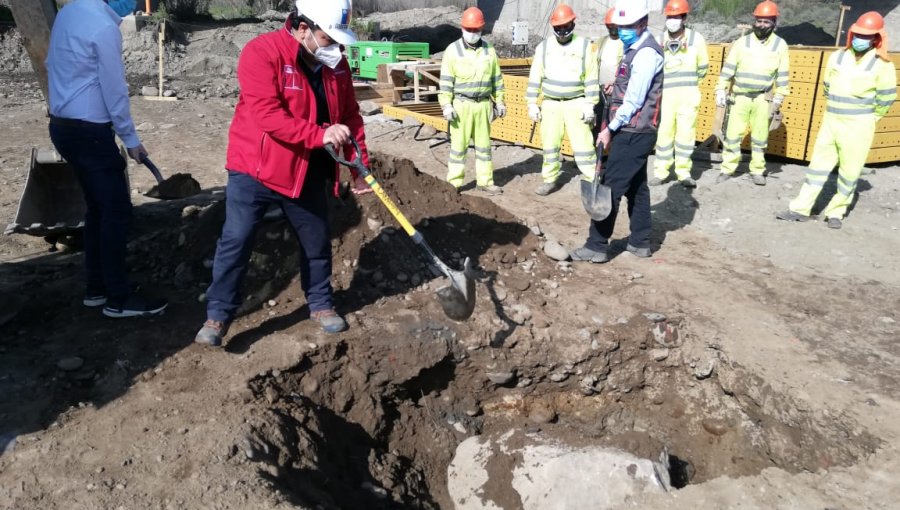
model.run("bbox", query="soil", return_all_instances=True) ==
[1,15,900,510]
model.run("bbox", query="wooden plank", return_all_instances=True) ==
[9,0,57,102]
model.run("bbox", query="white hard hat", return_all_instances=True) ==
[295,0,356,45]
[612,0,650,26]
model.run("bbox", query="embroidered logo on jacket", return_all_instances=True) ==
[283,65,302,91]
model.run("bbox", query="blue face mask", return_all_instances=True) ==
[619,28,639,47]
[851,37,872,53]
[106,0,136,17]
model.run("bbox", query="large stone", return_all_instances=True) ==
[543,240,570,261]
[448,431,670,510]
[358,100,382,116]
[141,86,159,97]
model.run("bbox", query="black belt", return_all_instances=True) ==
[456,95,491,102]
[49,115,113,128]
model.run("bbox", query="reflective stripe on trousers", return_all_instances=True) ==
[446,98,495,187]
[539,99,597,183]
[654,86,700,180]
[721,93,769,176]
[789,112,876,219]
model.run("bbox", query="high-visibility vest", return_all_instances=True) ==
[526,34,599,104]
[598,36,624,86]
[660,28,709,90]
[823,48,897,118]
[717,33,789,97]
[438,39,505,106]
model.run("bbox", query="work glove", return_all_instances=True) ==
[582,102,596,124]
[494,102,507,119]
[769,96,784,119]
[528,103,541,122]
[715,89,728,108]
[442,104,457,122]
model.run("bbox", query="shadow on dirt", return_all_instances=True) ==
[650,180,698,251]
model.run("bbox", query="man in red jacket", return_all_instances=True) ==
[195,0,368,346]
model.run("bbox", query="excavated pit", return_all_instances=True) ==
[177,152,879,509]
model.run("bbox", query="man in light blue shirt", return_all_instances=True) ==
[46,0,167,317]
[571,0,665,264]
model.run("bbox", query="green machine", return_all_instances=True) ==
[347,41,430,80]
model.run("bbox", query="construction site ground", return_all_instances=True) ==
[1,62,900,510]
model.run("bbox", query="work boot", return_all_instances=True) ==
[311,309,348,334]
[750,174,766,186]
[649,177,666,186]
[477,184,503,195]
[775,210,811,222]
[716,172,734,184]
[679,177,697,188]
[570,245,609,263]
[534,181,560,196]
[626,244,652,258]
[195,319,229,347]
[103,293,168,318]
[826,217,843,229]
[83,286,107,308]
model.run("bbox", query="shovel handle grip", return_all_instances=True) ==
[140,155,165,184]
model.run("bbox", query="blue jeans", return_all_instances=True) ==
[206,171,333,323]
[49,121,132,299]
[586,131,656,251]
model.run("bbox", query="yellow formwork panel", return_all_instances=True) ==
[864,146,900,164]
[383,47,900,164]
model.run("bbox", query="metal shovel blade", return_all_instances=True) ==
[580,177,612,221]
[141,156,200,200]
[435,257,476,321]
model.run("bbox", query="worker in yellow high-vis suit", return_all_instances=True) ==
[594,7,624,139]
[776,11,896,229]
[439,7,506,195]
[598,8,624,89]
[715,0,789,186]
[527,4,599,196]
[651,0,708,188]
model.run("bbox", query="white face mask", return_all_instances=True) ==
[462,30,481,45]
[305,31,343,69]
[665,18,683,34]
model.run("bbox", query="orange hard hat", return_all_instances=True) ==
[753,1,779,17]
[850,10,884,34]
[665,0,690,16]
[550,4,576,26]
[604,7,615,25]
[847,11,890,60]
[461,7,485,30]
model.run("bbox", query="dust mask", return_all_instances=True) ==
[851,37,872,53]
[304,31,343,69]
[462,30,481,45]
[665,19,683,33]
[106,0,136,17]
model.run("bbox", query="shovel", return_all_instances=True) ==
[141,155,201,200]
[581,142,612,221]
[325,139,476,322]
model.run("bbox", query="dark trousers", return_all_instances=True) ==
[206,171,333,323]
[586,130,657,251]
[49,121,132,299]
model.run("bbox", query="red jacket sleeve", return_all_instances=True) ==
[237,38,326,148]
